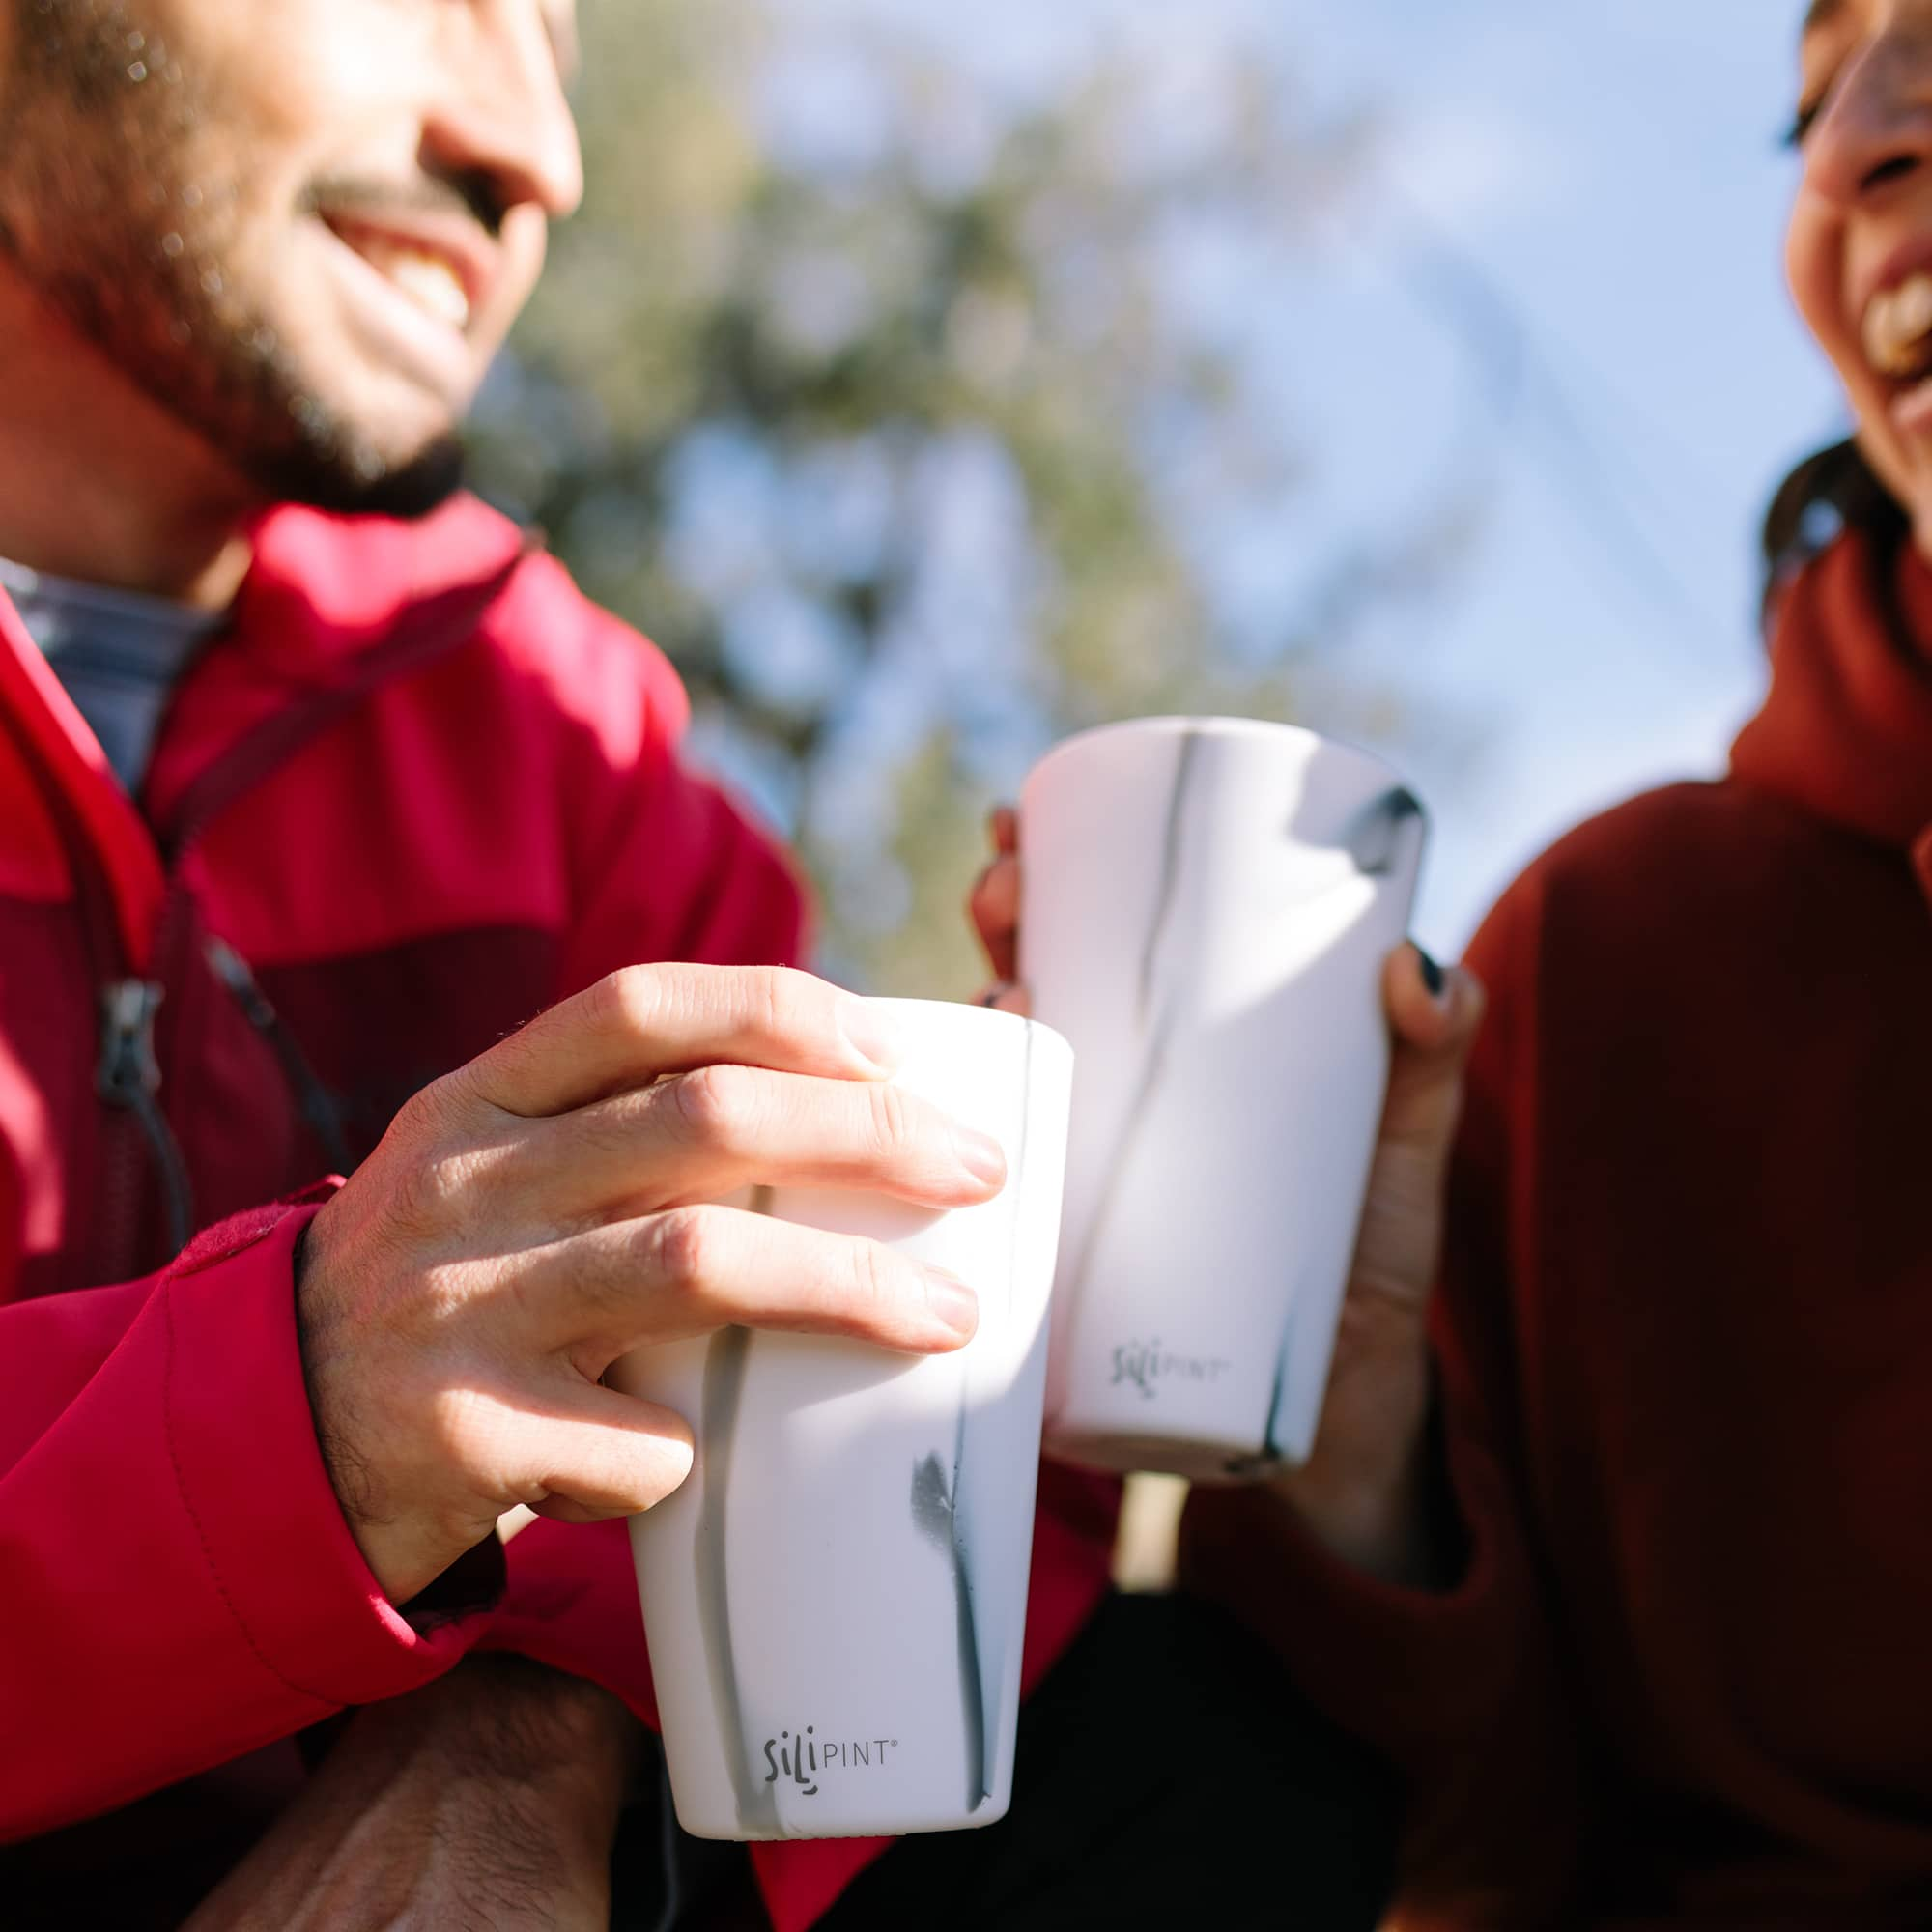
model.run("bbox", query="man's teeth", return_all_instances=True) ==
[356,239,471,330]
[1863,270,1932,379]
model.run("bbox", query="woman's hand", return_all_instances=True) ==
[966,806,1484,1583]
[968,807,1027,1011]
[1270,942,1483,1583]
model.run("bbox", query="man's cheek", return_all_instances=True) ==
[474,217,547,356]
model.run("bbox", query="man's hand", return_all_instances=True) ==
[183,1658,637,1932]
[967,808,1484,1583]
[298,963,1008,1605]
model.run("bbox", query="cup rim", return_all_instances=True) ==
[858,995,1074,1066]
[1021,715,1421,817]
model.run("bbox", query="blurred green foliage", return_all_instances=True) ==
[469,0,1441,994]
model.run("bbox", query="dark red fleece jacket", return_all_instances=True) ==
[0,497,1115,1930]
[1190,524,1932,1930]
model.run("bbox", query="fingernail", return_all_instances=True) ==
[952,1124,1008,1186]
[838,995,904,1073]
[1415,946,1446,1000]
[924,1265,980,1339]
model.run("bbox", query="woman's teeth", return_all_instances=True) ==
[1863,270,1932,380]
[357,239,472,331]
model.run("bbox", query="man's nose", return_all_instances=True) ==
[421,0,585,226]
[1802,33,1932,210]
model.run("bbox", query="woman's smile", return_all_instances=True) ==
[1786,0,1932,539]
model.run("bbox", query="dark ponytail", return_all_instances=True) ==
[1759,437,1907,636]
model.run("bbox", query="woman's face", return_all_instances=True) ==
[1788,0,1932,547]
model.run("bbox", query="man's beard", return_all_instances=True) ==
[0,0,466,520]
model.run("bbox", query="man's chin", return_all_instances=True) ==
[246,430,469,523]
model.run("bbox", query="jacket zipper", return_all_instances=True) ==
[0,701,192,1282]
[5,543,528,1284]
[95,977,192,1256]
[140,551,529,1211]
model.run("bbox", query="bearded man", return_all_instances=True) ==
[0,4,1463,1925]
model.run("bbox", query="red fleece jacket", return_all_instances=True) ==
[1188,524,1932,1929]
[0,497,1115,1930]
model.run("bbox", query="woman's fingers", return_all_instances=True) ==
[976,982,1033,1016]
[969,852,1022,983]
[1342,944,1487,1321]
[1379,943,1486,1151]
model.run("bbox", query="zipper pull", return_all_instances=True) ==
[95,977,194,1257]
[204,935,273,1030]
[97,978,165,1106]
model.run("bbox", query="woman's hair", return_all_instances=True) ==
[1760,437,1908,632]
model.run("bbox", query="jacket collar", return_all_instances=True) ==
[230,496,528,676]
[1731,526,1932,856]
[0,493,530,969]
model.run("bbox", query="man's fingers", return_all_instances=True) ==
[969,853,1021,983]
[1378,943,1486,1151]
[529,1205,980,1360]
[454,964,903,1120]
[515,1381,697,1521]
[525,1065,1008,1219]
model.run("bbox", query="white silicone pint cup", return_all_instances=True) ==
[1020,716,1427,1483]
[611,1001,1074,1842]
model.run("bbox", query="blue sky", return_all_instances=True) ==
[1308,0,1839,950]
[782,0,1839,951]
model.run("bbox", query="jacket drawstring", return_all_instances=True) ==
[203,936,355,1179]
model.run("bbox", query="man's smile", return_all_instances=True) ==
[313,206,499,402]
